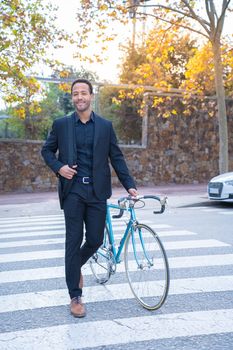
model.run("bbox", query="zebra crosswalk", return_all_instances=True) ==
[1,309,233,350]
[0,213,233,349]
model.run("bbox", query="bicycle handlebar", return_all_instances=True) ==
[111,195,167,219]
[112,210,124,219]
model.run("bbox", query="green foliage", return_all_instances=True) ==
[0,0,67,139]
[0,0,64,94]
[39,83,64,121]
[99,86,142,145]
[1,65,100,140]
[1,112,25,139]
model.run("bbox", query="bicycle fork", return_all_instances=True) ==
[131,224,154,269]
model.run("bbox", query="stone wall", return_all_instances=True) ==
[122,111,233,186]
[0,139,57,192]
[0,99,232,193]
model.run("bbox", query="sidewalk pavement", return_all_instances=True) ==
[0,184,208,217]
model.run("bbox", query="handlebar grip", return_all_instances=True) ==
[153,204,165,214]
[112,209,124,219]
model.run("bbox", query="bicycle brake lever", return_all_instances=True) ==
[161,196,168,206]
[119,198,127,208]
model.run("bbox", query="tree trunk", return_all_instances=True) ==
[24,102,34,140]
[212,40,228,173]
[24,115,32,140]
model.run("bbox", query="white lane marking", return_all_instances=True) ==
[0,219,65,228]
[219,211,233,215]
[126,230,197,238]
[0,219,134,228]
[202,209,221,212]
[0,238,65,248]
[1,309,233,350]
[0,215,155,225]
[0,224,172,240]
[0,239,229,263]
[0,230,65,239]
[0,229,196,247]
[0,266,66,283]
[183,207,209,210]
[1,253,233,284]
[0,225,65,233]
[0,215,63,223]
[1,275,233,313]
[0,221,158,233]
[0,224,144,237]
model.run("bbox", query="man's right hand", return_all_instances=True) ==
[58,165,77,179]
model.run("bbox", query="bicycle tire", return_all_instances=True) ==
[124,223,170,310]
[89,224,112,284]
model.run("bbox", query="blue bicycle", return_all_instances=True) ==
[89,195,170,310]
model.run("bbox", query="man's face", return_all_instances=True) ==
[71,82,93,113]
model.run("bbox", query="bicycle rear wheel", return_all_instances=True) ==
[89,224,112,284]
[124,223,169,310]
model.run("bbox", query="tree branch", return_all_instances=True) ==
[181,0,211,35]
[215,0,231,36]
[136,11,210,40]
[127,3,210,25]
[205,0,217,41]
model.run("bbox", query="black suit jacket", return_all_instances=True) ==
[41,112,136,208]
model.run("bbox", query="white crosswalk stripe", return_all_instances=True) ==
[202,208,221,212]
[1,253,233,284]
[0,230,196,248]
[0,216,169,226]
[0,224,171,239]
[1,275,233,314]
[0,220,165,233]
[0,218,65,228]
[0,214,63,224]
[0,214,233,349]
[0,224,65,233]
[0,239,229,263]
[0,309,232,350]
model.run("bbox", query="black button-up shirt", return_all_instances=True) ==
[74,112,94,177]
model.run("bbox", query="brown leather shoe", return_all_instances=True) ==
[70,297,86,318]
[79,272,83,289]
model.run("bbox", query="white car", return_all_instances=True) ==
[207,172,233,202]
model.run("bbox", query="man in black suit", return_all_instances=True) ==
[41,78,137,317]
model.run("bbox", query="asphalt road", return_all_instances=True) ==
[0,185,232,350]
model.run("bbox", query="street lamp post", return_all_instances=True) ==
[123,0,147,48]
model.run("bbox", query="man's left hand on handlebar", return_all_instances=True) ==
[128,188,138,197]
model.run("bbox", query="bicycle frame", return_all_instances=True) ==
[105,202,137,264]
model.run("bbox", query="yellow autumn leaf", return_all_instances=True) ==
[99,4,108,11]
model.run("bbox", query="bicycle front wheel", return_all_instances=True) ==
[89,224,112,284]
[124,224,169,310]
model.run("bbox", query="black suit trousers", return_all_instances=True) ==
[63,185,106,299]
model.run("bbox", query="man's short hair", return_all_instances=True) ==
[71,79,93,94]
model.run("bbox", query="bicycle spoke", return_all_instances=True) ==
[124,224,170,310]
[89,225,112,284]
